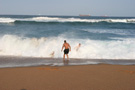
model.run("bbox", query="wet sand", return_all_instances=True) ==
[0,65,135,90]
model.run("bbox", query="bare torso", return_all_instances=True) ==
[63,43,70,49]
[61,42,71,52]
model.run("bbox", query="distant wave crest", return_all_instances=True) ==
[0,18,15,23]
[0,17,135,24]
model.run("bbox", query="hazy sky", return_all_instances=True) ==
[0,0,135,16]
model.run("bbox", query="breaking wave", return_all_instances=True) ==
[0,35,135,59]
[0,17,135,24]
[0,18,15,23]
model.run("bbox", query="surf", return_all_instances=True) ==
[0,17,135,24]
[0,34,134,59]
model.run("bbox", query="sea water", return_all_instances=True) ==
[0,15,135,67]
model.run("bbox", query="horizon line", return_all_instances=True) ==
[0,14,135,17]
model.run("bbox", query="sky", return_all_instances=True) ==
[0,0,135,16]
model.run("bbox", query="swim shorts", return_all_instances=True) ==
[64,49,69,54]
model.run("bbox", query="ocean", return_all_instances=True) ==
[0,15,135,68]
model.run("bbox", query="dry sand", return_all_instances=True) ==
[0,65,135,90]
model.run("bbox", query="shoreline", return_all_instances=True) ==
[0,55,135,68]
[0,65,135,90]
[0,55,135,60]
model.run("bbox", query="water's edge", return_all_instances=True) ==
[0,56,135,68]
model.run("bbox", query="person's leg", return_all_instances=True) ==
[66,54,69,60]
[63,54,65,60]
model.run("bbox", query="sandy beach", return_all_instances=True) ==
[0,64,135,90]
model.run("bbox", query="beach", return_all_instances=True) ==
[0,64,135,90]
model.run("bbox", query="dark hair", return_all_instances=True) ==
[64,40,66,43]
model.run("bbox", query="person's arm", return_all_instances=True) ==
[61,44,64,52]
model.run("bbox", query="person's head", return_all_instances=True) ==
[64,40,66,43]
[79,43,81,46]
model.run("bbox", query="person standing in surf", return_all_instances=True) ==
[61,40,71,60]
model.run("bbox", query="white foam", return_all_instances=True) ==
[30,17,135,23]
[0,18,15,23]
[0,17,135,23]
[0,35,135,59]
[32,17,60,22]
